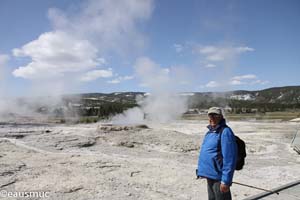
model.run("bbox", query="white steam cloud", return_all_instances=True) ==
[0,54,9,81]
[112,57,188,124]
[0,54,11,117]
[48,0,153,54]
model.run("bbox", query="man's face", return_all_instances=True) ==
[208,113,222,127]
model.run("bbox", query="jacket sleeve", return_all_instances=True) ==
[221,128,237,185]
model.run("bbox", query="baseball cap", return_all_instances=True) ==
[207,107,223,115]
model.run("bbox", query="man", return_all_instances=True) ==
[197,107,237,200]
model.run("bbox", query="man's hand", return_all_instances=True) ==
[220,183,230,193]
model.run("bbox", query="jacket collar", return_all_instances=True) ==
[207,118,227,133]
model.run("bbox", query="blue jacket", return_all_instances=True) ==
[197,119,237,185]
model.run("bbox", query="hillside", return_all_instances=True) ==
[229,86,300,104]
[63,86,300,103]
[6,86,300,120]
[188,86,300,113]
[62,85,300,115]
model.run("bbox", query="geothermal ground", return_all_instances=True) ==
[0,119,299,200]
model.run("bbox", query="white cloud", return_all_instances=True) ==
[107,75,134,84]
[230,79,243,85]
[80,68,113,82]
[162,68,170,74]
[196,45,254,62]
[203,74,268,88]
[12,0,154,80]
[236,47,255,53]
[96,58,107,66]
[205,81,219,88]
[204,63,216,68]
[198,45,218,54]
[174,44,183,53]
[107,79,121,84]
[12,31,101,79]
[230,74,268,86]
[251,79,270,85]
[123,75,134,80]
[231,74,257,81]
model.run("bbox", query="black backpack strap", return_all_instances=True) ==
[217,125,230,157]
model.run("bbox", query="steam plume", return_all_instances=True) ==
[112,57,188,124]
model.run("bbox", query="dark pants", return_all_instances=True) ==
[207,179,232,200]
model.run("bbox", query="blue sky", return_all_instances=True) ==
[0,0,299,96]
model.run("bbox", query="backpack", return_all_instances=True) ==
[234,136,246,170]
[219,127,246,171]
